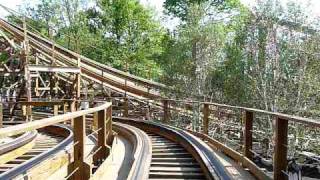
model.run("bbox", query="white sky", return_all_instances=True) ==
[0,0,319,29]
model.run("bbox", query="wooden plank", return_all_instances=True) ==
[163,100,170,123]
[273,117,288,180]
[106,106,113,145]
[68,115,91,180]
[244,110,253,160]
[0,103,2,128]
[0,102,111,138]
[20,101,64,106]
[94,110,107,164]
[123,97,128,117]
[203,103,209,135]
[28,65,81,73]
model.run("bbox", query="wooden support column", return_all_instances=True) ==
[35,55,40,97]
[244,110,253,160]
[106,106,113,146]
[93,110,108,164]
[202,103,209,135]
[92,111,98,130]
[70,101,76,125]
[163,100,170,123]
[68,115,91,180]
[123,97,128,117]
[0,103,2,128]
[274,117,288,180]
[53,105,59,116]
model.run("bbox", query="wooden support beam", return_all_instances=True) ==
[0,103,2,128]
[123,97,128,117]
[106,106,113,146]
[35,56,40,97]
[68,115,91,180]
[203,103,209,135]
[93,109,108,164]
[163,100,170,123]
[28,65,81,73]
[274,117,288,180]
[53,105,59,116]
[244,110,253,160]
[20,101,64,107]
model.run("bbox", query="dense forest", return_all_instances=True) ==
[7,0,320,117]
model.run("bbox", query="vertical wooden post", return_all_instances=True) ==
[123,97,128,117]
[70,101,76,126]
[274,117,288,180]
[53,105,59,116]
[0,103,2,128]
[93,109,107,164]
[92,111,98,130]
[203,103,209,135]
[163,100,169,123]
[35,55,40,97]
[63,102,67,114]
[68,115,91,180]
[244,110,253,160]
[106,106,113,146]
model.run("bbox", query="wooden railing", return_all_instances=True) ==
[115,97,320,180]
[0,101,112,180]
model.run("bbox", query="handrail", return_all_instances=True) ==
[0,101,112,180]
[0,102,112,138]
[113,97,320,180]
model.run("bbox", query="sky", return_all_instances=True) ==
[0,0,319,29]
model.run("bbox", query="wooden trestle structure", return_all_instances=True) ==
[0,15,319,180]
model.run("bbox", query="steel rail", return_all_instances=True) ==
[0,125,73,180]
[114,117,232,180]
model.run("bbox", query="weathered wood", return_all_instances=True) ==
[68,115,91,180]
[244,111,253,160]
[20,101,64,106]
[0,102,112,138]
[274,117,288,180]
[106,106,113,145]
[0,103,2,128]
[123,97,128,117]
[35,56,40,97]
[53,105,59,116]
[28,65,81,73]
[202,103,209,135]
[93,109,108,164]
[163,100,170,123]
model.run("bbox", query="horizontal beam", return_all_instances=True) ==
[20,101,65,106]
[27,65,80,73]
[0,102,112,138]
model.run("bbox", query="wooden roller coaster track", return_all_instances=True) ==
[0,12,319,180]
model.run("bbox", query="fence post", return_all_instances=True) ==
[93,109,108,164]
[68,115,91,180]
[244,110,253,160]
[106,106,113,146]
[274,117,288,180]
[0,103,2,128]
[123,97,128,117]
[53,105,59,116]
[163,99,169,123]
[203,103,209,135]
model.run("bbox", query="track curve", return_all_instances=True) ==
[0,125,73,180]
[114,117,232,180]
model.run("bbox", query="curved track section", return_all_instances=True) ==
[0,125,73,180]
[112,122,152,180]
[114,117,232,180]
[0,131,37,156]
[147,132,206,179]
